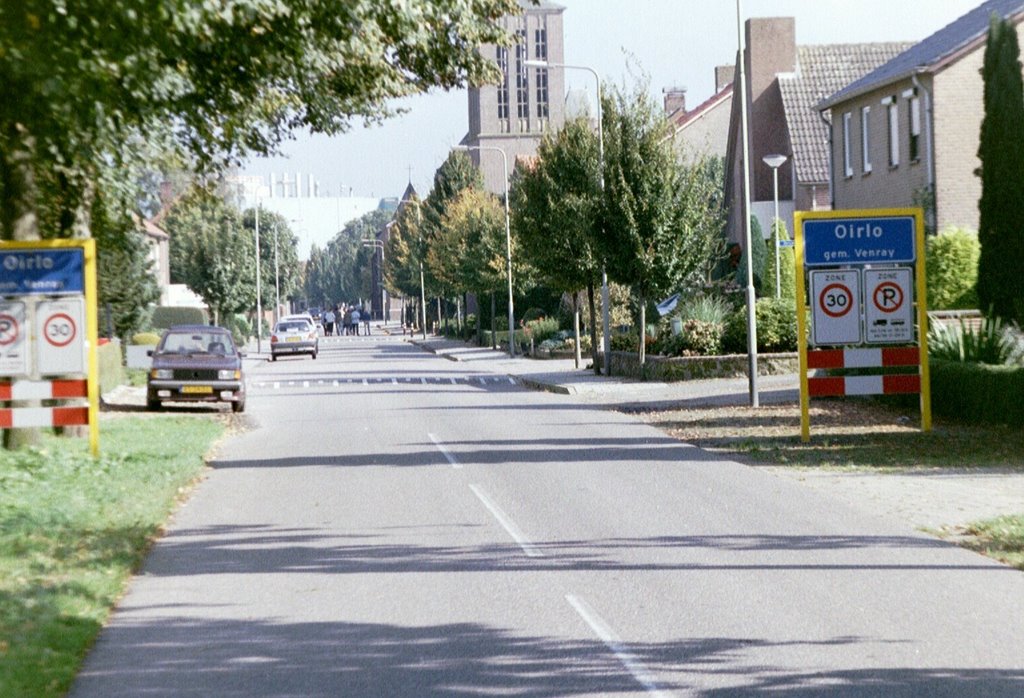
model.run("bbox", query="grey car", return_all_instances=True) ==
[270,319,319,360]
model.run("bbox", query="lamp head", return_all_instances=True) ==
[762,154,788,169]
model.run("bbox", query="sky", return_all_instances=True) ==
[240,0,984,201]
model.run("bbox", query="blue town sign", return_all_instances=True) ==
[0,248,85,296]
[803,215,916,267]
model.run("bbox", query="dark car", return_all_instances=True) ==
[147,325,246,412]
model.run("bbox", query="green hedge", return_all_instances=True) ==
[151,306,207,329]
[929,358,1024,425]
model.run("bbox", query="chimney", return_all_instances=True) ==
[715,65,735,92]
[662,86,687,117]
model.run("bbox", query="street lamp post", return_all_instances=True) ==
[273,221,280,323]
[737,0,760,407]
[523,59,609,375]
[453,144,516,357]
[763,154,788,298]
[254,203,263,354]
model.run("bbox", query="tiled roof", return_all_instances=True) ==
[781,43,912,184]
[820,0,1024,109]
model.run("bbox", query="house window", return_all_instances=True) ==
[535,68,549,119]
[861,106,872,173]
[908,94,921,162]
[534,27,547,61]
[885,97,900,168]
[842,112,853,177]
[496,46,510,122]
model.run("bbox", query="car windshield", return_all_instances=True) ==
[276,321,311,333]
[161,331,233,355]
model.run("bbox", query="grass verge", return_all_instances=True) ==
[0,416,225,697]
[959,515,1024,570]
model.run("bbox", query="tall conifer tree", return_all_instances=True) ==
[977,13,1024,323]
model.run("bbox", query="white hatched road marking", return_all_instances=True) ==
[566,594,672,697]
[468,484,543,558]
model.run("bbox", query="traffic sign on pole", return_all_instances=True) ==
[864,267,914,343]
[0,301,27,376]
[37,298,86,375]
[810,270,861,346]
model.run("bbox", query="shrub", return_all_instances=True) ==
[764,218,796,301]
[97,339,125,395]
[523,317,559,344]
[520,307,547,324]
[610,332,638,351]
[929,358,1024,425]
[130,332,161,346]
[221,314,252,348]
[151,306,207,329]
[677,294,731,325]
[736,215,768,294]
[928,316,1021,365]
[926,227,980,310]
[723,297,798,353]
[681,319,724,356]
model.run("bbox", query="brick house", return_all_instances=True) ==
[723,17,911,245]
[817,0,1024,233]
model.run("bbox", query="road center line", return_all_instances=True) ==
[566,594,671,697]
[428,433,462,470]
[468,484,544,558]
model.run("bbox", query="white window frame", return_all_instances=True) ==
[883,96,900,168]
[861,106,872,173]
[909,94,921,162]
[842,112,853,177]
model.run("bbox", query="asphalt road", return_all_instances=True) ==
[72,335,1024,697]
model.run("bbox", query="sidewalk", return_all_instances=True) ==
[408,335,800,410]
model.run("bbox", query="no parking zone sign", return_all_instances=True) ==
[794,209,930,442]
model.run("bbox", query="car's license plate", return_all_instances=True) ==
[181,385,213,394]
[286,336,301,342]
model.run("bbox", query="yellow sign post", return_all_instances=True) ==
[794,208,931,442]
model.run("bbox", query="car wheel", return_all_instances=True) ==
[311,350,317,359]
[231,399,245,414]
[146,397,160,411]
[271,353,277,362]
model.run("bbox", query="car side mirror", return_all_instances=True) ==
[147,349,154,357]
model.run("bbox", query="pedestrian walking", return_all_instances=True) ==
[323,308,336,336]
[351,307,361,336]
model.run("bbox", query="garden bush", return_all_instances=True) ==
[524,317,560,344]
[131,332,161,346]
[722,297,798,353]
[928,316,1022,365]
[926,227,980,310]
[677,294,732,325]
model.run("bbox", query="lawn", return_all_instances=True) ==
[0,416,225,697]
[642,397,1024,570]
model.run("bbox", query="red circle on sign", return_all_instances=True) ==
[44,313,77,347]
[0,314,18,346]
[873,281,904,314]
[819,283,854,318]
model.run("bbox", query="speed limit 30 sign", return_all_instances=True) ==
[36,298,85,375]
[810,269,861,345]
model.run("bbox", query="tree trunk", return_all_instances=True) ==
[490,292,497,349]
[587,283,599,374]
[2,131,42,450]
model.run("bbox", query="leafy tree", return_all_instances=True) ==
[1,0,518,243]
[384,198,427,328]
[511,118,603,368]
[926,227,981,310]
[433,188,508,298]
[164,188,255,324]
[305,209,391,306]
[976,13,1024,324]
[423,151,485,304]
[93,205,160,342]
[601,78,717,364]
[239,209,302,316]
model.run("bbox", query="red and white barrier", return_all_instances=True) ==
[808,374,921,397]
[807,347,920,369]
[0,379,89,428]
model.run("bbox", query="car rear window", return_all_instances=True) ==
[277,321,311,332]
